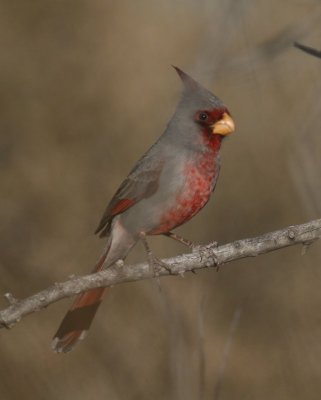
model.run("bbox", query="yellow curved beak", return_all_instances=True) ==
[212,112,235,136]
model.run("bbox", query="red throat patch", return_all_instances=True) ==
[195,107,229,151]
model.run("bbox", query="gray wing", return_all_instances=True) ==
[95,153,164,237]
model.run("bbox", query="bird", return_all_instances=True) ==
[51,66,235,353]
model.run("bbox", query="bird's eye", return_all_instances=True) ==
[198,112,208,121]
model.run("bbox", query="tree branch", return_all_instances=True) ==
[1,218,321,329]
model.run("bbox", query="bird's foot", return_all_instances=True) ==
[197,241,220,270]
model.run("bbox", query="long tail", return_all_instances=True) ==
[51,220,137,353]
[51,248,110,353]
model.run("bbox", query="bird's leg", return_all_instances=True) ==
[163,232,195,249]
[164,231,218,252]
[163,231,202,274]
[139,232,174,276]
[139,232,155,270]
[140,233,171,276]
[164,231,219,271]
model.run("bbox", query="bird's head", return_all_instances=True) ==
[170,67,235,150]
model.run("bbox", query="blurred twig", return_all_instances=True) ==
[198,297,205,400]
[294,42,321,59]
[1,219,321,329]
[213,306,242,400]
[289,43,321,217]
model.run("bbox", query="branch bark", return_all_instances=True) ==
[1,218,321,329]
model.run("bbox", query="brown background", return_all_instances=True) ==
[1,1,321,399]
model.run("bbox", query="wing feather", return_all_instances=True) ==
[95,155,164,237]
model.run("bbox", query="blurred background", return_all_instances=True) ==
[1,1,321,399]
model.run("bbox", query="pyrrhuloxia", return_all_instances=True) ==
[52,67,235,353]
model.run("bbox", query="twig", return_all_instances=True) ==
[0,219,321,329]
[213,306,242,400]
[294,42,321,59]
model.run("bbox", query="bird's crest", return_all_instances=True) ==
[171,66,223,110]
[172,66,199,92]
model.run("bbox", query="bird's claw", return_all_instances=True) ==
[195,241,220,270]
[192,240,217,253]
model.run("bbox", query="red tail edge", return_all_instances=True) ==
[51,250,109,353]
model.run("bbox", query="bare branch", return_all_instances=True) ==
[1,219,321,330]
